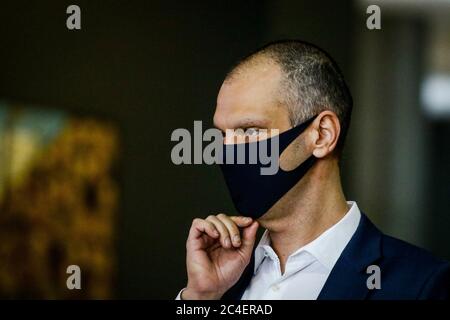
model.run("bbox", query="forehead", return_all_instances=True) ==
[214,61,283,129]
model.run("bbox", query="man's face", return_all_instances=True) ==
[214,60,312,172]
[214,59,317,221]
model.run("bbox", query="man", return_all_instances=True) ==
[177,40,450,300]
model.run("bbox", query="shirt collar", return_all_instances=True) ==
[254,201,362,274]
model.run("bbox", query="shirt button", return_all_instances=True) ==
[271,284,280,292]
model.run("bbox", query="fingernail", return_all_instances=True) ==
[224,237,231,248]
[233,235,241,245]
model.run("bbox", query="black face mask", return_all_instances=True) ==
[219,116,317,219]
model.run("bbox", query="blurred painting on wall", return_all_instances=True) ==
[0,101,119,299]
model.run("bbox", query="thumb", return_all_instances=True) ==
[240,221,259,254]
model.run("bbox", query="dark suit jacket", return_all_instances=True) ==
[222,213,450,300]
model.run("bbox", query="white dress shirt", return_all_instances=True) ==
[176,201,361,300]
[241,201,361,300]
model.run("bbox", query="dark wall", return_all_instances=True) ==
[429,123,450,260]
[0,0,353,298]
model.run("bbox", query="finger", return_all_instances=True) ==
[217,214,242,248]
[188,218,219,241]
[229,216,253,228]
[200,233,217,248]
[206,215,231,249]
[241,221,259,253]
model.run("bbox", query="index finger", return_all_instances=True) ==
[230,216,253,227]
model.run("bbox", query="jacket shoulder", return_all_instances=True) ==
[381,234,447,267]
[377,233,450,299]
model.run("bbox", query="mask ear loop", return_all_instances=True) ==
[277,115,318,152]
[275,115,318,173]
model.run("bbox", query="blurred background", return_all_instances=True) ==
[0,0,449,299]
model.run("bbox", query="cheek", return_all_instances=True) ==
[279,138,310,171]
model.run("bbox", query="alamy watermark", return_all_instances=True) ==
[366,264,381,290]
[66,265,81,290]
[66,5,81,30]
[366,4,381,30]
[170,121,280,175]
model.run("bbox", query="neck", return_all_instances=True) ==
[258,158,349,273]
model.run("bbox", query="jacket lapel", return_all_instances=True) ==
[318,213,382,300]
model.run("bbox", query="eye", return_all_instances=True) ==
[244,127,260,137]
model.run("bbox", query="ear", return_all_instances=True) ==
[311,111,340,158]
